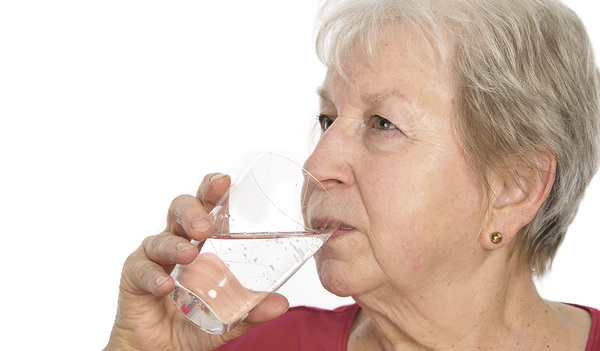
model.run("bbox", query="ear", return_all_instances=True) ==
[479,153,556,250]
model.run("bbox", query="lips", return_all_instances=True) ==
[311,218,355,239]
[330,225,355,239]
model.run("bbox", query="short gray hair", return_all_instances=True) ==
[316,0,600,275]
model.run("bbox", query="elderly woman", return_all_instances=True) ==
[105,0,600,350]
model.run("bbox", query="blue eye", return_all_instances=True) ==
[317,114,335,131]
[373,116,396,130]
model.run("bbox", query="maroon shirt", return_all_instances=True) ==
[217,304,600,350]
[218,304,360,351]
[577,304,600,351]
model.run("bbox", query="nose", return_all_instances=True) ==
[303,122,355,191]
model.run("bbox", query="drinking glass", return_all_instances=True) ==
[169,153,336,335]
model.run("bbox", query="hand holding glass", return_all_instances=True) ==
[169,153,337,334]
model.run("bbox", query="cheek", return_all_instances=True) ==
[365,206,432,273]
[358,153,485,273]
[357,168,431,271]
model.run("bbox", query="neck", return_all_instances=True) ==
[349,250,586,350]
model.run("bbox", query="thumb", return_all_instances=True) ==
[219,293,289,343]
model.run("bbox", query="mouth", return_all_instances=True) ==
[329,225,355,239]
[311,219,355,239]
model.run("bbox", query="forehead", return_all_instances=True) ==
[320,24,451,103]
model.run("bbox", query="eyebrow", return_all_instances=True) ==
[316,88,332,102]
[361,88,408,104]
[316,87,408,105]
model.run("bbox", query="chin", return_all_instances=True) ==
[315,256,360,298]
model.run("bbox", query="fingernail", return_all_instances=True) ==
[191,218,211,232]
[210,173,226,182]
[156,275,169,287]
[176,242,196,251]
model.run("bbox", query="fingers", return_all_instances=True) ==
[166,194,212,241]
[166,173,231,241]
[245,293,289,324]
[197,173,231,209]
[122,173,232,297]
[122,233,198,296]
[220,293,290,343]
[143,232,198,266]
[123,251,175,297]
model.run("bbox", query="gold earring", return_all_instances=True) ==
[490,232,503,245]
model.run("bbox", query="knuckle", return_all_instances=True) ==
[169,194,203,226]
[143,232,185,263]
[131,259,155,288]
[120,246,154,292]
[121,257,136,284]
[143,233,170,259]
[142,234,159,255]
[171,194,193,207]
[169,195,191,221]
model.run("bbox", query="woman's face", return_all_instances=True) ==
[304,27,490,298]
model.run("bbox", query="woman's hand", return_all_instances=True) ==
[104,173,289,351]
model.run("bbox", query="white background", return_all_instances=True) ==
[0,1,598,350]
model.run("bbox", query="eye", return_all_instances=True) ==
[317,114,335,131]
[372,115,397,130]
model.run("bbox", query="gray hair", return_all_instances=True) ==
[316,0,600,275]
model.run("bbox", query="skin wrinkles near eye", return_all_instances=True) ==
[318,114,402,137]
[317,86,418,132]
[316,85,434,155]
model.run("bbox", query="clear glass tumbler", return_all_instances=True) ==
[169,153,336,334]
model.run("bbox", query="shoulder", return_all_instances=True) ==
[218,304,360,351]
[584,305,600,351]
[568,304,600,351]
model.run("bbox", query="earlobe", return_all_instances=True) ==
[490,231,503,245]
[479,153,556,251]
[478,230,507,250]
[480,229,512,250]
